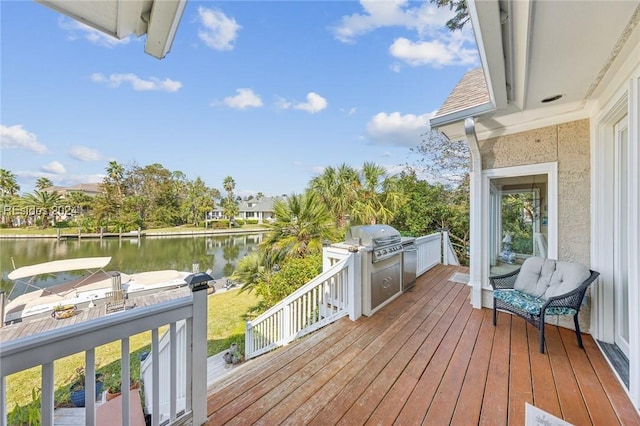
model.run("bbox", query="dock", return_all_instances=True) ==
[0,287,192,344]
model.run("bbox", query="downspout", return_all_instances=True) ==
[465,117,483,309]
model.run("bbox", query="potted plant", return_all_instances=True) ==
[223,343,243,365]
[69,367,104,407]
[106,377,139,401]
[51,304,77,320]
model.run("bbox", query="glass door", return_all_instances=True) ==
[614,115,629,357]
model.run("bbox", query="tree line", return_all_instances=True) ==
[1,131,472,313]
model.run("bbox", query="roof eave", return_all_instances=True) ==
[430,101,496,129]
[469,0,509,112]
[144,0,187,59]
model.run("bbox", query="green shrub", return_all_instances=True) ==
[55,221,70,228]
[254,254,322,309]
[246,219,259,225]
[212,220,230,229]
[8,387,41,426]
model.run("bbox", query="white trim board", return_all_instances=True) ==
[480,162,558,296]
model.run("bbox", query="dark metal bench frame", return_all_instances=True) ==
[489,268,600,353]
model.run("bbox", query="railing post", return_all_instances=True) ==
[0,292,4,329]
[283,304,291,345]
[348,250,361,321]
[85,349,96,426]
[245,321,252,360]
[1,376,5,426]
[121,338,131,426]
[187,272,211,425]
[42,362,54,426]
[442,229,449,265]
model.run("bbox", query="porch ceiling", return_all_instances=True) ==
[34,0,187,59]
[434,0,640,138]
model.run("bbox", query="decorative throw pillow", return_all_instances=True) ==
[544,261,590,299]
[514,256,556,297]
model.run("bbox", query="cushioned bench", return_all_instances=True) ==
[489,257,600,353]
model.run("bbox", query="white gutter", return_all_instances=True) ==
[465,117,483,309]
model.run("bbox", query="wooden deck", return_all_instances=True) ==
[205,264,640,425]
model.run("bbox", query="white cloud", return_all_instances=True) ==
[197,7,241,51]
[294,93,328,113]
[276,93,328,113]
[91,73,182,92]
[275,97,293,110]
[0,124,48,153]
[331,0,478,68]
[389,35,477,68]
[58,17,131,48]
[69,146,102,162]
[331,0,452,43]
[223,88,263,110]
[40,161,66,175]
[365,111,433,147]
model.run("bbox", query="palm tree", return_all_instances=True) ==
[20,190,62,228]
[231,251,275,294]
[222,176,235,195]
[260,191,339,262]
[222,176,237,226]
[309,163,358,228]
[349,162,405,225]
[0,169,20,196]
[35,177,54,190]
[66,191,92,216]
[105,161,125,201]
[0,169,20,225]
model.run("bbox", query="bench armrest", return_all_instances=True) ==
[542,270,600,311]
[489,268,521,290]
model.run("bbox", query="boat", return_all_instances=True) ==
[3,256,191,325]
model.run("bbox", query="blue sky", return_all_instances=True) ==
[1,0,478,198]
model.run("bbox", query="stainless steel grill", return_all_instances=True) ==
[345,225,403,263]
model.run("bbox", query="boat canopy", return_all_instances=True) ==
[8,257,112,280]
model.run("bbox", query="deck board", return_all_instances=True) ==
[559,327,620,424]
[546,325,592,425]
[479,311,511,425]
[449,309,495,425]
[205,264,640,426]
[527,323,562,419]
[508,315,533,425]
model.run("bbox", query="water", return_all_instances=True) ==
[0,232,264,296]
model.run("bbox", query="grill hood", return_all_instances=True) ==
[345,225,401,248]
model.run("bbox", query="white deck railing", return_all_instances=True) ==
[245,253,357,360]
[245,230,453,360]
[140,319,188,425]
[416,232,445,275]
[0,283,209,426]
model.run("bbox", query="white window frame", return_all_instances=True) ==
[481,162,558,291]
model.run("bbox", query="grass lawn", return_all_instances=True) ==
[4,288,260,411]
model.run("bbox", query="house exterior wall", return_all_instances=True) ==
[479,119,592,331]
[479,118,591,265]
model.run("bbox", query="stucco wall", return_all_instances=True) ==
[480,119,591,264]
[480,119,592,331]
